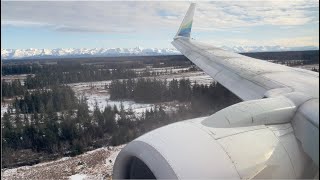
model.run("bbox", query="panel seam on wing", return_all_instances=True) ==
[293,97,319,128]
[269,130,297,178]
[214,126,267,140]
[185,121,242,178]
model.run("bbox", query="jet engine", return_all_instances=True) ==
[113,96,319,179]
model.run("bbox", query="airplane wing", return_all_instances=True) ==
[172,3,318,101]
[113,3,319,179]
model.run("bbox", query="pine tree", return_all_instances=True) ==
[103,105,117,134]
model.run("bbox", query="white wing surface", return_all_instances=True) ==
[172,4,318,101]
[172,39,319,100]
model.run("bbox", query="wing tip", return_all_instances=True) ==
[174,3,196,39]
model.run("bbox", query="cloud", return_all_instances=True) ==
[273,36,319,47]
[54,25,135,33]
[193,1,319,28]
[211,36,319,47]
[2,20,53,27]
[1,1,319,48]
[1,1,318,32]
[0,1,190,34]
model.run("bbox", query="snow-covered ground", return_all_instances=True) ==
[1,74,33,85]
[68,70,214,116]
[1,145,125,180]
[294,64,319,71]
[69,174,87,180]
[1,69,213,118]
[1,103,9,117]
[69,83,154,117]
[86,93,154,117]
[159,73,214,85]
[133,67,191,73]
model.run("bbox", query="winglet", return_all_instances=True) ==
[174,3,196,39]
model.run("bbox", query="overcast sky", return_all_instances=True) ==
[1,0,319,49]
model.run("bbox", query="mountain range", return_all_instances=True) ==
[1,46,318,59]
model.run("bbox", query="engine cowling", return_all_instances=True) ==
[113,120,240,179]
[113,97,319,179]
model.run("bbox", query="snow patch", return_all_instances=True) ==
[1,103,9,117]
[69,174,87,180]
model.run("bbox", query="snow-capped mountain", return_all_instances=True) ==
[1,46,318,59]
[1,47,180,60]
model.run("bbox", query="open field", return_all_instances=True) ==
[67,68,214,115]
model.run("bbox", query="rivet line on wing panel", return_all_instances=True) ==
[215,139,242,178]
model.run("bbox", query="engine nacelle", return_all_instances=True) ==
[113,120,240,179]
[113,97,318,179]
